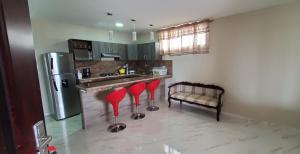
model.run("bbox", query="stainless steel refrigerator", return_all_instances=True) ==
[44,52,81,120]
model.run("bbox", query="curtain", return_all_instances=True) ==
[159,21,209,56]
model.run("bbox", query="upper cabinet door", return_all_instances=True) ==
[146,43,155,60]
[92,41,101,60]
[136,42,161,60]
[128,44,138,60]
[99,42,110,54]
[118,44,128,60]
[137,44,145,60]
[112,43,119,54]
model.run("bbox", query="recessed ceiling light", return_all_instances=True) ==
[115,22,124,28]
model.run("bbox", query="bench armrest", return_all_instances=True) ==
[217,91,225,107]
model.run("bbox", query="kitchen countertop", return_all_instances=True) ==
[77,74,172,92]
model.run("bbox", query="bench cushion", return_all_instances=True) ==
[170,92,218,107]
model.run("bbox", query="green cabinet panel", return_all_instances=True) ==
[135,42,161,60]
[92,41,101,60]
[92,41,127,60]
[90,40,161,61]
[127,44,138,60]
[117,44,128,60]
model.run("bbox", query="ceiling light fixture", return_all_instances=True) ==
[149,24,154,41]
[115,22,124,28]
[131,19,137,41]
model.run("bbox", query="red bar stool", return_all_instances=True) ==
[129,82,146,120]
[146,79,160,111]
[105,87,127,133]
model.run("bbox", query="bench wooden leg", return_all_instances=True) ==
[180,100,182,104]
[168,98,171,108]
[216,107,221,121]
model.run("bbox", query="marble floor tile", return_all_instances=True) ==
[46,102,300,154]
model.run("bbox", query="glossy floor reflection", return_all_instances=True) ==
[48,102,300,154]
[45,114,82,145]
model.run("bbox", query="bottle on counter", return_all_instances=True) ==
[77,70,82,79]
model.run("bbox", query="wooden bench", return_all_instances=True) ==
[168,82,225,121]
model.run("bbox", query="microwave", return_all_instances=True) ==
[68,39,93,61]
[72,49,93,61]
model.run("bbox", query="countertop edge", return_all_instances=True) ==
[77,75,172,92]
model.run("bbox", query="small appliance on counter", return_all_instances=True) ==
[128,69,136,75]
[118,64,128,75]
[152,66,168,75]
[77,70,82,79]
[82,68,91,78]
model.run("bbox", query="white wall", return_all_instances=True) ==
[164,1,300,127]
[31,19,132,115]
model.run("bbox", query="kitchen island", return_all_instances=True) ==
[77,74,172,129]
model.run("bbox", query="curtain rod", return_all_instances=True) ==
[159,19,213,31]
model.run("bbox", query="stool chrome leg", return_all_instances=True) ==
[131,106,145,120]
[147,100,159,111]
[107,117,126,133]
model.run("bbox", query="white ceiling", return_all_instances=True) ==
[28,0,297,32]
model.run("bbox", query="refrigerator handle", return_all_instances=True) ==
[50,58,53,70]
[52,79,58,91]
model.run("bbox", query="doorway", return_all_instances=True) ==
[27,0,83,147]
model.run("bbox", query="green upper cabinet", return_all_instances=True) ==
[92,41,128,60]
[127,44,138,60]
[92,41,101,60]
[136,42,161,60]
[99,42,112,53]
[117,44,128,60]
[84,39,161,61]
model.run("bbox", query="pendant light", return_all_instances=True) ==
[131,19,137,41]
[149,24,154,41]
[108,30,114,41]
[107,12,114,41]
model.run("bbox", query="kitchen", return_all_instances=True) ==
[26,0,176,147]
[42,35,172,140]
[2,0,300,153]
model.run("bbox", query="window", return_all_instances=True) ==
[159,21,210,55]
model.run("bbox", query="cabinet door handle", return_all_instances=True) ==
[50,58,53,70]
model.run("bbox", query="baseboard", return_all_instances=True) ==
[222,111,252,121]
[44,112,51,117]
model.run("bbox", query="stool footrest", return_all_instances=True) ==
[147,106,159,111]
[131,113,145,120]
[107,123,126,133]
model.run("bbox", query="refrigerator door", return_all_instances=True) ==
[46,52,75,75]
[51,73,81,120]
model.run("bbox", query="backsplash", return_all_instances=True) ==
[75,60,172,78]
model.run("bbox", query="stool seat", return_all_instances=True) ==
[105,87,127,132]
[146,79,160,111]
[129,82,146,119]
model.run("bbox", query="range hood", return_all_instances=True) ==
[101,53,120,58]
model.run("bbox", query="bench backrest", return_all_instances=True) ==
[168,82,225,98]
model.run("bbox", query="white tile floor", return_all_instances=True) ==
[46,102,300,154]
[45,114,82,145]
